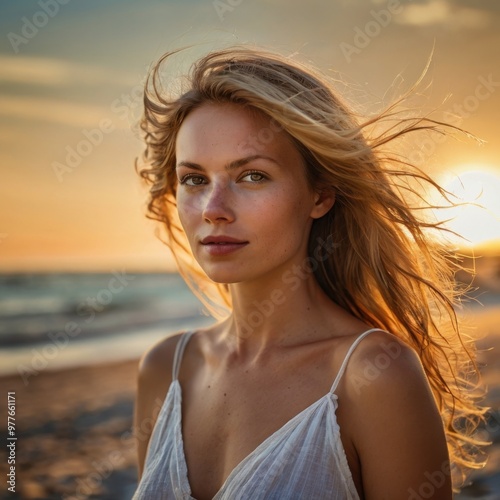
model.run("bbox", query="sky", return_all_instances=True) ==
[0,0,499,272]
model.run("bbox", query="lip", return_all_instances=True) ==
[200,235,249,256]
[201,235,248,244]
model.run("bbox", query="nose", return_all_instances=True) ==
[202,181,235,224]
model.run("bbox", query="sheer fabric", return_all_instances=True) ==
[133,328,382,499]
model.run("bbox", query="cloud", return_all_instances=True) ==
[394,0,490,29]
[0,56,145,128]
[0,55,139,87]
[0,95,121,128]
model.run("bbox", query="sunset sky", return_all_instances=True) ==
[1,0,499,272]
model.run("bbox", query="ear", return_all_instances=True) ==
[310,190,335,219]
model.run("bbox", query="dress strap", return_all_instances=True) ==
[329,328,385,393]
[172,330,196,381]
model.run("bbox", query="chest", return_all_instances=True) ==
[179,359,337,499]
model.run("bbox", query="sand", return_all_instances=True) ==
[1,309,499,499]
[0,359,139,499]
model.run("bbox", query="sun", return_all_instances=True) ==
[432,166,500,248]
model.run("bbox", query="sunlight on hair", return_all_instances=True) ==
[136,45,490,489]
[433,167,500,249]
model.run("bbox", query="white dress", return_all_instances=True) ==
[133,328,383,499]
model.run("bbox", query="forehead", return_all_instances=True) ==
[175,102,296,161]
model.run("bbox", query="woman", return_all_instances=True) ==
[132,45,485,499]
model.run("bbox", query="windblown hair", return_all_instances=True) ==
[135,44,487,487]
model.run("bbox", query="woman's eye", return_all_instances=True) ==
[241,171,266,183]
[181,175,205,186]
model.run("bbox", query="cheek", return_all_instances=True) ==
[274,184,312,220]
[176,194,200,236]
[251,187,312,241]
[176,187,211,218]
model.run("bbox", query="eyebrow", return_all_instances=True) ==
[176,154,280,171]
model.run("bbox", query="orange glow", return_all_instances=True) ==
[433,167,500,248]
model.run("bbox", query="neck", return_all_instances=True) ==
[220,263,350,362]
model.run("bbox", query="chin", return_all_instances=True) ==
[203,270,244,285]
[200,263,250,285]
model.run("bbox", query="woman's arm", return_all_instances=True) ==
[133,333,183,480]
[345,333,452,499]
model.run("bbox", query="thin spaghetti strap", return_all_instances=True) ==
[172,331,196,381]
[329,328,386,393]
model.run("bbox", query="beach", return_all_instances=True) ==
[0,312,498,499]
[0,359,139,499]
[0,274,499,498]
[0,272,209,499]
[457,305,500,499]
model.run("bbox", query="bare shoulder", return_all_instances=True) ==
[343,329,426,393]
[137,331,186,388]
[134,331,186,478]
[340,329,435,412]
[338,330,452,498]
[135,330,191,422]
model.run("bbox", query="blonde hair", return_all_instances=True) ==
[135,44,487,487]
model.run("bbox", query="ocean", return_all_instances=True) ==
[1,268,497,378]
[0,272,215,377]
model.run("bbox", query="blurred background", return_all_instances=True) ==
[0,0,499,498]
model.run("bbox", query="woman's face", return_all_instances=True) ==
[175,102,332,284]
